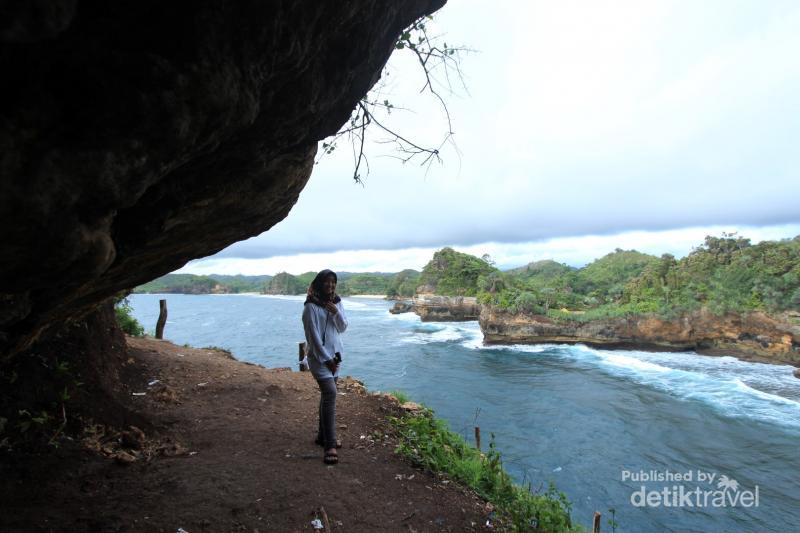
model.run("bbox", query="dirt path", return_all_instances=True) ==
[2,337,489,532]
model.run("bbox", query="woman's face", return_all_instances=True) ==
[322,275,336,296]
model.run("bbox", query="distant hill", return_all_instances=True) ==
[135,273,272,294]
[338,272,395,295]
[263,272,308,295]
[507,260,575,281]
[571,249,659,304]
[386,269,421,298]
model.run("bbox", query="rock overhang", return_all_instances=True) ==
[0,0,446,357]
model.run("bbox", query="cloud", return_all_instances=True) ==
[208,0,800,261]
[179,224,800,276]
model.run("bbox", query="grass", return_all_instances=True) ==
[390,406,583,532]
[389,390,411,404]
[202,345,232,353]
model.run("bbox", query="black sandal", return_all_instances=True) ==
[323,450,339,465]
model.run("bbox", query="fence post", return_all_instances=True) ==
[155,299,167,339]
[592,511,601,533]
[474,426,481,451]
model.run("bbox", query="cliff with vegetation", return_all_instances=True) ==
[406,248,495,321]
[403,237,800,364]
[478,235,800,365]
[418,247,498,296]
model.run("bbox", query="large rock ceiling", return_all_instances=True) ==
[0,0,445,357]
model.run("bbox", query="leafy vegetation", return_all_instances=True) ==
[337,273,394,295]
[386,269,422,298]
[114,296,144,336]
[389,390,411,404]
[479,234,800,319]
[420,247,498,296]
[263,272,308,295]
[392,407,579,532]
[621,234,800,315]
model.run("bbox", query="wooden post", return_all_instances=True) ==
[155,299,167,339]
[319,506,332,533]
[298,342,307,371]
[592,511,601,533]
[474,426,481,451]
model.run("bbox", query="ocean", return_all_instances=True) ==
[129,294,800,532]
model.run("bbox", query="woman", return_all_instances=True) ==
[302,269,348,464]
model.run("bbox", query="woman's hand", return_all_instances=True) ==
[325,359,339,373]
[325,302,338,314]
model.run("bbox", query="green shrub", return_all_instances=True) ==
[389,390,410,404]
[391,408,580,532]
[113,296,144,336]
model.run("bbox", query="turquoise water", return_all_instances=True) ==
[130,294,800,532]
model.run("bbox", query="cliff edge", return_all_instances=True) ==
[480,306,800,366]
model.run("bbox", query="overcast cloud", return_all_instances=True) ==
[181,0,800,275]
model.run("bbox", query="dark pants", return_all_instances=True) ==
[316,377,338,449]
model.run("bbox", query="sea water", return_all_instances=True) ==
[129,294,800,532]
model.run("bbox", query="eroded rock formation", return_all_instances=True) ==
[0,0,445,358]
[480,306,800,365]
[389,301,413,314]
[412,294,480,322]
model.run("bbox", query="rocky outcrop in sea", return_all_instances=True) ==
[412,294,481,322]
[390,301,414,314]
[479,306,800,366]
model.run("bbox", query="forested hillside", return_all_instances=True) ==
[418,247,498,296]
[477,234,800,319]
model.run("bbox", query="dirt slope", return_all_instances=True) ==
[1,337,489,532]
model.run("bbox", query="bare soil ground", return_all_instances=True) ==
[1,336,490,532]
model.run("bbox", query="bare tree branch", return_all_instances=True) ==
[316,15,471,184]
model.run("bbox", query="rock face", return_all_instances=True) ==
[480,307,800,365]
[389,301,414,314]
[0,0,444,358]
[413,294,480,322]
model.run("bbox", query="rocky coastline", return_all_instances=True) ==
[390,292,800,369]
[479,306,800,367]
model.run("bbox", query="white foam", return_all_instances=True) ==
[461,327,486,350]
[602,353,671,373]
[257,294,306,301]
[553,345,800,431]
[340,299,370,310]
[399,321,480,345]
[731,379,800,407]
[429,325,464,342]
[390,312,422,323]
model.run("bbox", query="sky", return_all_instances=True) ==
[179,0,800,276]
